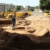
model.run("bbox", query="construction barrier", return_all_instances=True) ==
[4,12,14,18]
[28,11,31,15]
[16,12,24,17]
[44,13,48,17]
[0,11,31,18]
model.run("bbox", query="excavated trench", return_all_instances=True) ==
[0,18,12,24]
[0,28,50,50]
[0,18,50,50]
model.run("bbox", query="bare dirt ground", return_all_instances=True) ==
[0,16,50,36]
[0,14,50,50]
[0,27,50,50]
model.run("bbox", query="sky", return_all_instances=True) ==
[0,0,39,7]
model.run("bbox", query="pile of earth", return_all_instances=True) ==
[0,28,50,50]
[0,19,11,24]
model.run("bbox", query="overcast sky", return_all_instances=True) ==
[0,0,39,7]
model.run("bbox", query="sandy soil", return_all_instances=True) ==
[0,15,50,37]
[0,15,50,50]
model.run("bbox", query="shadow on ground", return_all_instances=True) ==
[0,28,50,50]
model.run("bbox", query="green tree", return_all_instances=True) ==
[39,0,50,11]
[15,5,24,11]
[28,6,34,11]
[28,8,34,11]
[7,8,11,12]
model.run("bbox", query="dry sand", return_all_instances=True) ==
[0,15,50,37]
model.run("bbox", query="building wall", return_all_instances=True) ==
[0,5,5,12]
[0,3,14,12]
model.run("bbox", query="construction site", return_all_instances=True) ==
[0,0,50,50]
[0,11,50,50]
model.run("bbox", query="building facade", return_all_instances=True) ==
[0,3,14,12]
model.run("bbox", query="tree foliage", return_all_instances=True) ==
[28,8,34,11]
[27,6,34,11]
[39,0,50,11]
[15,5,24,11]
[7,8,11,12]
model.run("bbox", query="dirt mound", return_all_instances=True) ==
[0,28,34,50]
[0,28,50,50]
[0,19,11,24]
